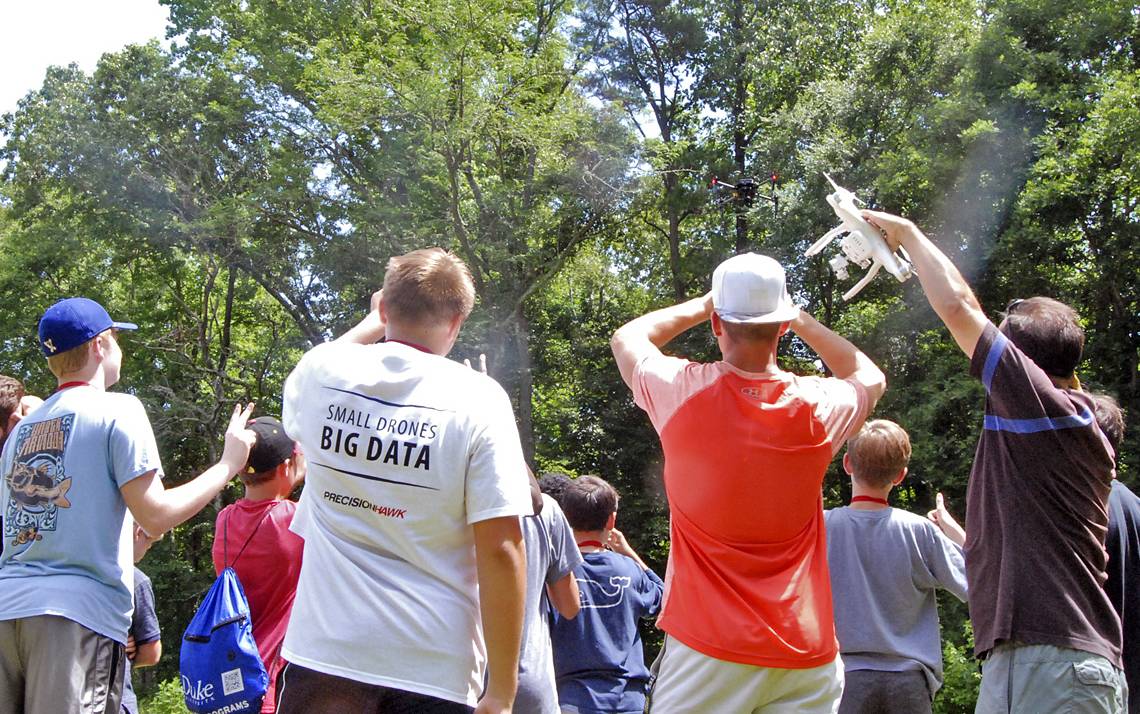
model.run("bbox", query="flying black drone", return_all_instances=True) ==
[710,174,779,215]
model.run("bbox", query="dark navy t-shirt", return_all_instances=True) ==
[121,567,161,714]
[966,323,1120,665]
[1106,481,1140,709]
[551,550,663,714]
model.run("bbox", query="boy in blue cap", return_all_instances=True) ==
[0,297,256,714]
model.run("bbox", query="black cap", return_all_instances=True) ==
[245,417,295,475]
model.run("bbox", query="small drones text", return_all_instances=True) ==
[805,174,913,301]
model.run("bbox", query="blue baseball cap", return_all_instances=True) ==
[38,298,138,357]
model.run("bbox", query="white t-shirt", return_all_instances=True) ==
[0,386,163,643]
[280,340,531,705]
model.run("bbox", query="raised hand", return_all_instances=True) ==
[220,402,257,474]
[926,492,966,547]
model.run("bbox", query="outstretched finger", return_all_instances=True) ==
[478,353,487,374]
[936,492,946,511]
[463,358,472,370]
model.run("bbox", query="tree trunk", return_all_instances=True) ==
[512,308,535,463]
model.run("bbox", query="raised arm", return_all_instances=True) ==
[611,294,713,389]
[121,403,255,537]
[792,311,886,404]
[863,210,990,358]
[335,289,386,345]
[473,515,527,714]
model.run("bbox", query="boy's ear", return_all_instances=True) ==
[842,452,854,476]
[892,467,908,486]
[606,511,617,531]
[710,311,724,338]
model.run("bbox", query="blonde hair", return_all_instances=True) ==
[847,420,912,488]
[381,248,476,326]
[47,341,92,378]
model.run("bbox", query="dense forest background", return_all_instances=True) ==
[0,0,1136,710]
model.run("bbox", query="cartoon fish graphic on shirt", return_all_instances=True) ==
[7,463,72,509]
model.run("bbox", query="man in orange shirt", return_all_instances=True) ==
[611,254,885,713]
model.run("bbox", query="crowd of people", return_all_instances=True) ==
[0,207,1132,714]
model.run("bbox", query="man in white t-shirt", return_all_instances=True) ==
[278,249,531,714]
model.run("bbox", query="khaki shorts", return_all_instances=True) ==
[649,635,844,714]
[0,615,125,714]
[977,642,1126,714]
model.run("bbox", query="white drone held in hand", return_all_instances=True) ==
[805,174,913,301]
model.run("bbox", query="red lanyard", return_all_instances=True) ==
[577,540,605,550]
[851,495,889,506]
[56,381,89,392]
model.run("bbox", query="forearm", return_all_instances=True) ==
[134,641,161,667]
[335,311,385,345]
[793,313,885,398]
[623,296,711,348]
[612,295,711,387]
[129,461,239,536]
[900,228,982,322]
[474,519,526,705]
[939,517,966,547]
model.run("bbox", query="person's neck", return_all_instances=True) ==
[721,342,780,374]
[385,323,453,357]
[850,481,892,509]
[574,529,608,551]
[242,483,288,502]
[56,368,105,391]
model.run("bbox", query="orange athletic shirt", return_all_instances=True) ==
[633,355,870,668]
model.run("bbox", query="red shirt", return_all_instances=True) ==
[633,356,870,668]
[212,499,304,712]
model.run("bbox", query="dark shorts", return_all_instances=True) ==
[276,662,474,714]
[838,669,932,714]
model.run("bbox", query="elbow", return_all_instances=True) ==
[561,600,581,620]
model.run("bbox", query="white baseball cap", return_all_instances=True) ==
[711,253,800,324]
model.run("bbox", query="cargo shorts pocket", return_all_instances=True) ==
[1070,659,1122,714]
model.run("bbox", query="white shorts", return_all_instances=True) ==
[649,635,844,714]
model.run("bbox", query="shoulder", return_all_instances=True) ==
[133,568,153,592]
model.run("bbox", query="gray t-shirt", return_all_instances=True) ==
[825,506,967,695]
[515,494,582,714]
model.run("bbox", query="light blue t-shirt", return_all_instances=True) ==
[0,386,163,643]
[825,506,968,695]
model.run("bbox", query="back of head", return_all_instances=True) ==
[561,475,619,531]
[711,253,799,347]
[999,297,1084,379]
[538,471,572,505]
[0,375,25,425]
[846,420,912,489]
[240,416,296,487]
[382,248,476,327]
[1090,392,1124,455]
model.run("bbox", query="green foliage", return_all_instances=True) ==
[0,0,1135,706]
[138,677,190,714]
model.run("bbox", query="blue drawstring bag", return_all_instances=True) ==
[179,567,267,713]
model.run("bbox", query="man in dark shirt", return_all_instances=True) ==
[865,210,1125,712]
[1095,394,1139,712]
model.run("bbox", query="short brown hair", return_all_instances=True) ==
[381,248,476,327]
[0,375,25,425]
[46,340,92,378]
[1000,297,1084,379]
[721,320,782,344]
[1090,392,1124,454]
[561,475,619,531]
[846,420,912,488]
